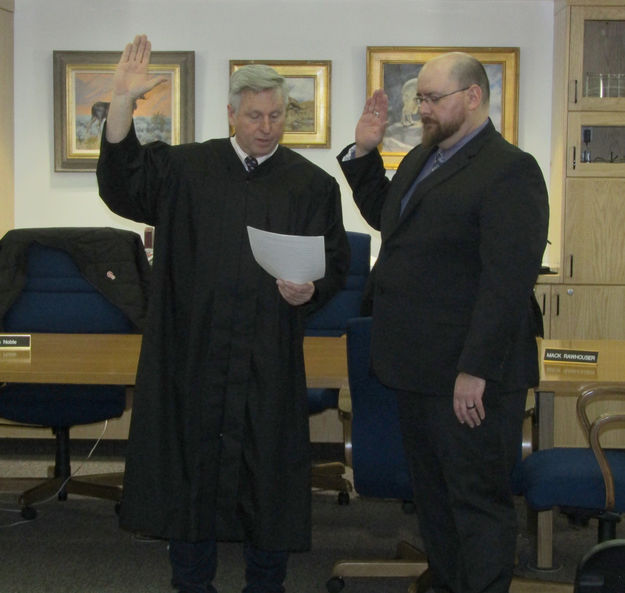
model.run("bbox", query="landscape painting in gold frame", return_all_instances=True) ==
[367,46,519,169]
[229,60,331,148]
[53,50,195,171]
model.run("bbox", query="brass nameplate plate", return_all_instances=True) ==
[0,334,32,350]
[544,348,598,365]
[0,349,31,363]
[543,360,597,378]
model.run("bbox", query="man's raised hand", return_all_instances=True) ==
[354,89,389,157]
[105,35,166,143]
[113,35,165,101]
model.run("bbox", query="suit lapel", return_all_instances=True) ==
[384,146,436,223]
[401,149,470,217]
[386,122,496,237]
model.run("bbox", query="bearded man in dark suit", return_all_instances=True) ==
[338,52,549,593]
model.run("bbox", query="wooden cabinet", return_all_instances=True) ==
[534,283,553,338]
[568,4,625,112]
[563,178,625,282]
[550,284,625,338]
[535,283,625,339]
[545,2,625,446]
[548,0,625,341]
[566,112,625,177]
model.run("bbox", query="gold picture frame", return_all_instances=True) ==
[367,46,519,169]
[53,50,195,172]
[229,60,331,148]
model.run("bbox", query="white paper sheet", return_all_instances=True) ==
[246,226,325,283]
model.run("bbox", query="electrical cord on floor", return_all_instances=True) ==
[0,420,109,528]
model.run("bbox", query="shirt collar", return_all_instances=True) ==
[230,136,279,168]
[437,117,490,163]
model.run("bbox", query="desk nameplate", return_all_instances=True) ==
[544,348,598,365]
[0,334,31,350]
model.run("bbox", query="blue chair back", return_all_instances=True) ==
[347,317,413,500]
[4,243,133,334]
[305,231,370,336]
[306,232,371,414]
[0,240,136,427]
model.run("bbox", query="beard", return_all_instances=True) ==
[421,113,464,148]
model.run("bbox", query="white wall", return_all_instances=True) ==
[13,0,554,260]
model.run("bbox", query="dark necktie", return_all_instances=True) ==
[399,149,444,215]
[245,156,258,172]
[431,150,444,171]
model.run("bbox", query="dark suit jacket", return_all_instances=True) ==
[0,227,152,332]
[338,120,549,395]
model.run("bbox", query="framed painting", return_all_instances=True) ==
[367,46,519,169]
[53,50,195,172]
[229,60,331,148]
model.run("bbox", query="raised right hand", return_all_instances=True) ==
[105,35,165,143]
[113,34,165,100]
[354,89,389,157]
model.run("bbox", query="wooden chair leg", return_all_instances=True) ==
[532,509,562,572]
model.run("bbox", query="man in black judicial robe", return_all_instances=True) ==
[96,35,349,593]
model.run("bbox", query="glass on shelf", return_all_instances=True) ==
[585,73,625,98]
[583,19,625,94]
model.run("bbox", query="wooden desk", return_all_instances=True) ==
[6,334,623,569]
[0,333,347,387]
[4,334,623,444]
[0,334,142,386]
[0,333,348,440]
[536,338,625,451]
[533,338,625,570]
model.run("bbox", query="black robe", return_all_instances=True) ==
[96,125,349,550]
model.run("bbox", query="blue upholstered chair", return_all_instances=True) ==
[306,231,371,504]
[0,228,150,519]
[519,385,625,569]
[344,317,413,501]
[326,317,428,593]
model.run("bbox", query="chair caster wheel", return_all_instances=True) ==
[326,576,345,592]
[21,506,37,520]
[337,491,350,505]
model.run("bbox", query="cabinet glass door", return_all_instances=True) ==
[569,6,625,110]
[567,112,625,176]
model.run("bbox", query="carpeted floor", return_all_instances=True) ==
[0,438,620,593]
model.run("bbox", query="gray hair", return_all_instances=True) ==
[229,64,289,112]
[448,52,490,106]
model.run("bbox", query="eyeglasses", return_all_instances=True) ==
[414,87,470,107]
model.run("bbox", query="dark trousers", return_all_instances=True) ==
[169,538,289,593]
[396,386,527,593]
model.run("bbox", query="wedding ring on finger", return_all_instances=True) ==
[466,404,476,410]
[374,111,379,117]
